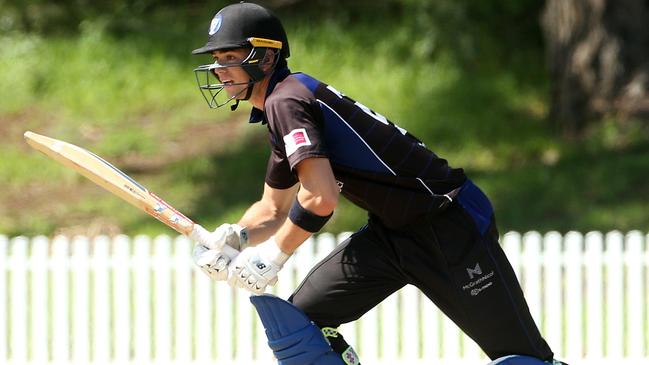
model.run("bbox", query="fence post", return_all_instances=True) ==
[605,231,624,358]
[441,314,461,360]
[360,304,379,361]
[522,232,542,324]
[564,231,583,359]
[584,231,604,359]
[503,232,522,280]
[401,285,419,361]
[295,237,315,286]
[254,287,272,362]
[134,235,152,362]
[112,235,131,363]
[315,232,336,262]
[235,290,254,363]
[30,236,49,363]
[421,293,440,360]
[543,231,562,353]
[380,291,399,361]
[71,236,90,363]
[93,236,111,362]
[194,250,213,362]
[51,235,70,363]
[645,233,649,360]
[625,231,645,358]
[153,235,172,362]
[9,237,29,363]
[215,284,235,363]
[173,235,192,362]
[0,235,6,362]
[274,256,294,298]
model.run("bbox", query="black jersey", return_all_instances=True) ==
[251,68,467,228]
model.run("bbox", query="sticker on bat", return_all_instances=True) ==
[153,202,167,214]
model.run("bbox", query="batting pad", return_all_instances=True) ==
[487,355,549,365]
[250,294,345,365]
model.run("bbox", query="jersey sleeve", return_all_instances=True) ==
[265,93,328,170]
[265,144,299,189]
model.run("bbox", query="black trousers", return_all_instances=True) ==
[289,202,554,361]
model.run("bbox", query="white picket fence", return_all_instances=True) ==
[0,231,647,365]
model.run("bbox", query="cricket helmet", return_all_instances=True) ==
[192,2,289,58]
[192,2,289,109]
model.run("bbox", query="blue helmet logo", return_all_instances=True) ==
[209,13,222,35]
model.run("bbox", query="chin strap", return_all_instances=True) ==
[230,80,256,111]
[230,48,278,111]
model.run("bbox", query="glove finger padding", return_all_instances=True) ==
[228,252,251,290]
[192,244,238,281]
[194,245,229,270]
[228,237,289,295]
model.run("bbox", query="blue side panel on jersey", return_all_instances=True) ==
[293,73,320,93]
[457,180,494,236]
[293,72,391,174]
[319,102,392,174]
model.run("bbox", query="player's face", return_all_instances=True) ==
[211,48,252,98]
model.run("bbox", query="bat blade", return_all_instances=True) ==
[24,131,197,236]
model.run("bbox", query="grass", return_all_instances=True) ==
[1,11,648,237]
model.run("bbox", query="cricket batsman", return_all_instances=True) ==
[188,2,567,365]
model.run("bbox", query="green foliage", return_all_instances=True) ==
[1,1,647,237]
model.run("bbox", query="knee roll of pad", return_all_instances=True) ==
[250,294,345,365]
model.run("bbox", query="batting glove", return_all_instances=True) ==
[190,224,245,281]
[190,223,249,251]
[227,237,290,295]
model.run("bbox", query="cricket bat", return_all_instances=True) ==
[23,131,235,255]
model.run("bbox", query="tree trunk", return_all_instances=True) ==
[541,0,649,136]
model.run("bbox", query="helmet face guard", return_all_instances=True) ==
[193,63,253,109]
[193,38,282,109]
[192,2,289,110]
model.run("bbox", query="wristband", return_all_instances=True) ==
[258,236,290,266]
[233,224,249,248]
[288,197,333,233]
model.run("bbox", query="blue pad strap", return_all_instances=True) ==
[250,294,345,365]
[488,355,548,365]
